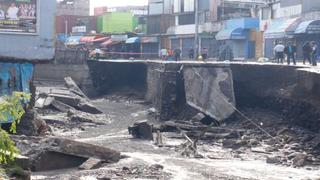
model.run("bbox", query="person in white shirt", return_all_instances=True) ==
[7,3,19,20]
[274,42,285,64]
[160,48,168,61]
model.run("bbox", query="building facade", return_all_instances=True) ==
[261,0,320,59]
[57,0,90,16]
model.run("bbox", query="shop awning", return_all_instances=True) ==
[264,18,299,39]
[215,28,246,40]
[80,36,96,43]
[295,20,320,34]
[65,36,82,45]
[92,37,110,42]
[100,39,122,47]
[126,37,140,44]
[141,37,159,43]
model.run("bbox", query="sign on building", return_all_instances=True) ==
[0,0,37,34]
[72,26,86,33]
[0,0,56,61]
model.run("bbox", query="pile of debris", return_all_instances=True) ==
[129,109,320,168]
[28,77,110,135]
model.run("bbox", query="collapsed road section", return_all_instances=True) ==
[5,60,320,179]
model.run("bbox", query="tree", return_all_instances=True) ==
[0,92,30,164]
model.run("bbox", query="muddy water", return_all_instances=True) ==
[32,96,320,180]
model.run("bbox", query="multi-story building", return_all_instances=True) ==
[57,0,91,16]
[261,0,320,59]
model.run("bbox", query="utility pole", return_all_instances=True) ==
[194,0,199,60]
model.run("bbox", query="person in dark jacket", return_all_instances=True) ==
[284,41,297,65]
[201,48,209,61]
[188,48,194,60]
[174,48,181,61]
[303,41,312,65]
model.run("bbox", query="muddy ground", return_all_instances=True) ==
[12,85,320,180]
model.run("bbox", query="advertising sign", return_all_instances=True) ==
[0,0,37,34]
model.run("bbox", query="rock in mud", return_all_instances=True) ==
[128,121,154,140]
[292,153,308,167]
[222,139,247,149]
[266,156,281,164]
[79,158,103,170]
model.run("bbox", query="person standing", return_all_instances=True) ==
[188,48,194,60]
[160,48,168,61]
[274,42,285,64]
[201,48,209,61]
[284,41,297,65]
[174,48,181,61]
[311,41,318,66]
[303,41,312,65]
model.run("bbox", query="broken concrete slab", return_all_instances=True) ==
[49,93,81,108]
[78,102,103,114]
[68,109,107,124]
[48,138,121,163]
[64,77,88,99]
[51,99,76,113]
[78,158,103,170]
[35,96,54,109]
[183,67,236,122]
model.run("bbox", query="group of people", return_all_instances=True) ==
[159,48,181,61]
[274,41,318,66]
[160,47,210,61]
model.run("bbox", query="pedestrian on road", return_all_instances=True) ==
[188,48,194,60]
[174,48,181,61]
[284,41,297,65]
[274,42,285,64]
[311,41,318,66]
[303,41,312,65]
[201,48,209,61]
[160,48,168,61]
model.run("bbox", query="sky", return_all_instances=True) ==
[91,0,148,8]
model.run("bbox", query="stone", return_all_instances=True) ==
[222,139,247,149]
[128,121,154,140]
[78,158,103,170]
[292,153,308,167]
[150,164,164,170]
[266,156,281,164]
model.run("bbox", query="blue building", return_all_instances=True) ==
[216,18,260,59]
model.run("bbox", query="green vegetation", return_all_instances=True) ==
[0,92,30,164]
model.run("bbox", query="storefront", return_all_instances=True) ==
[263,18,299,59]
[216,18,259,59]
[141,36,159,59]
[294,20,320,59]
